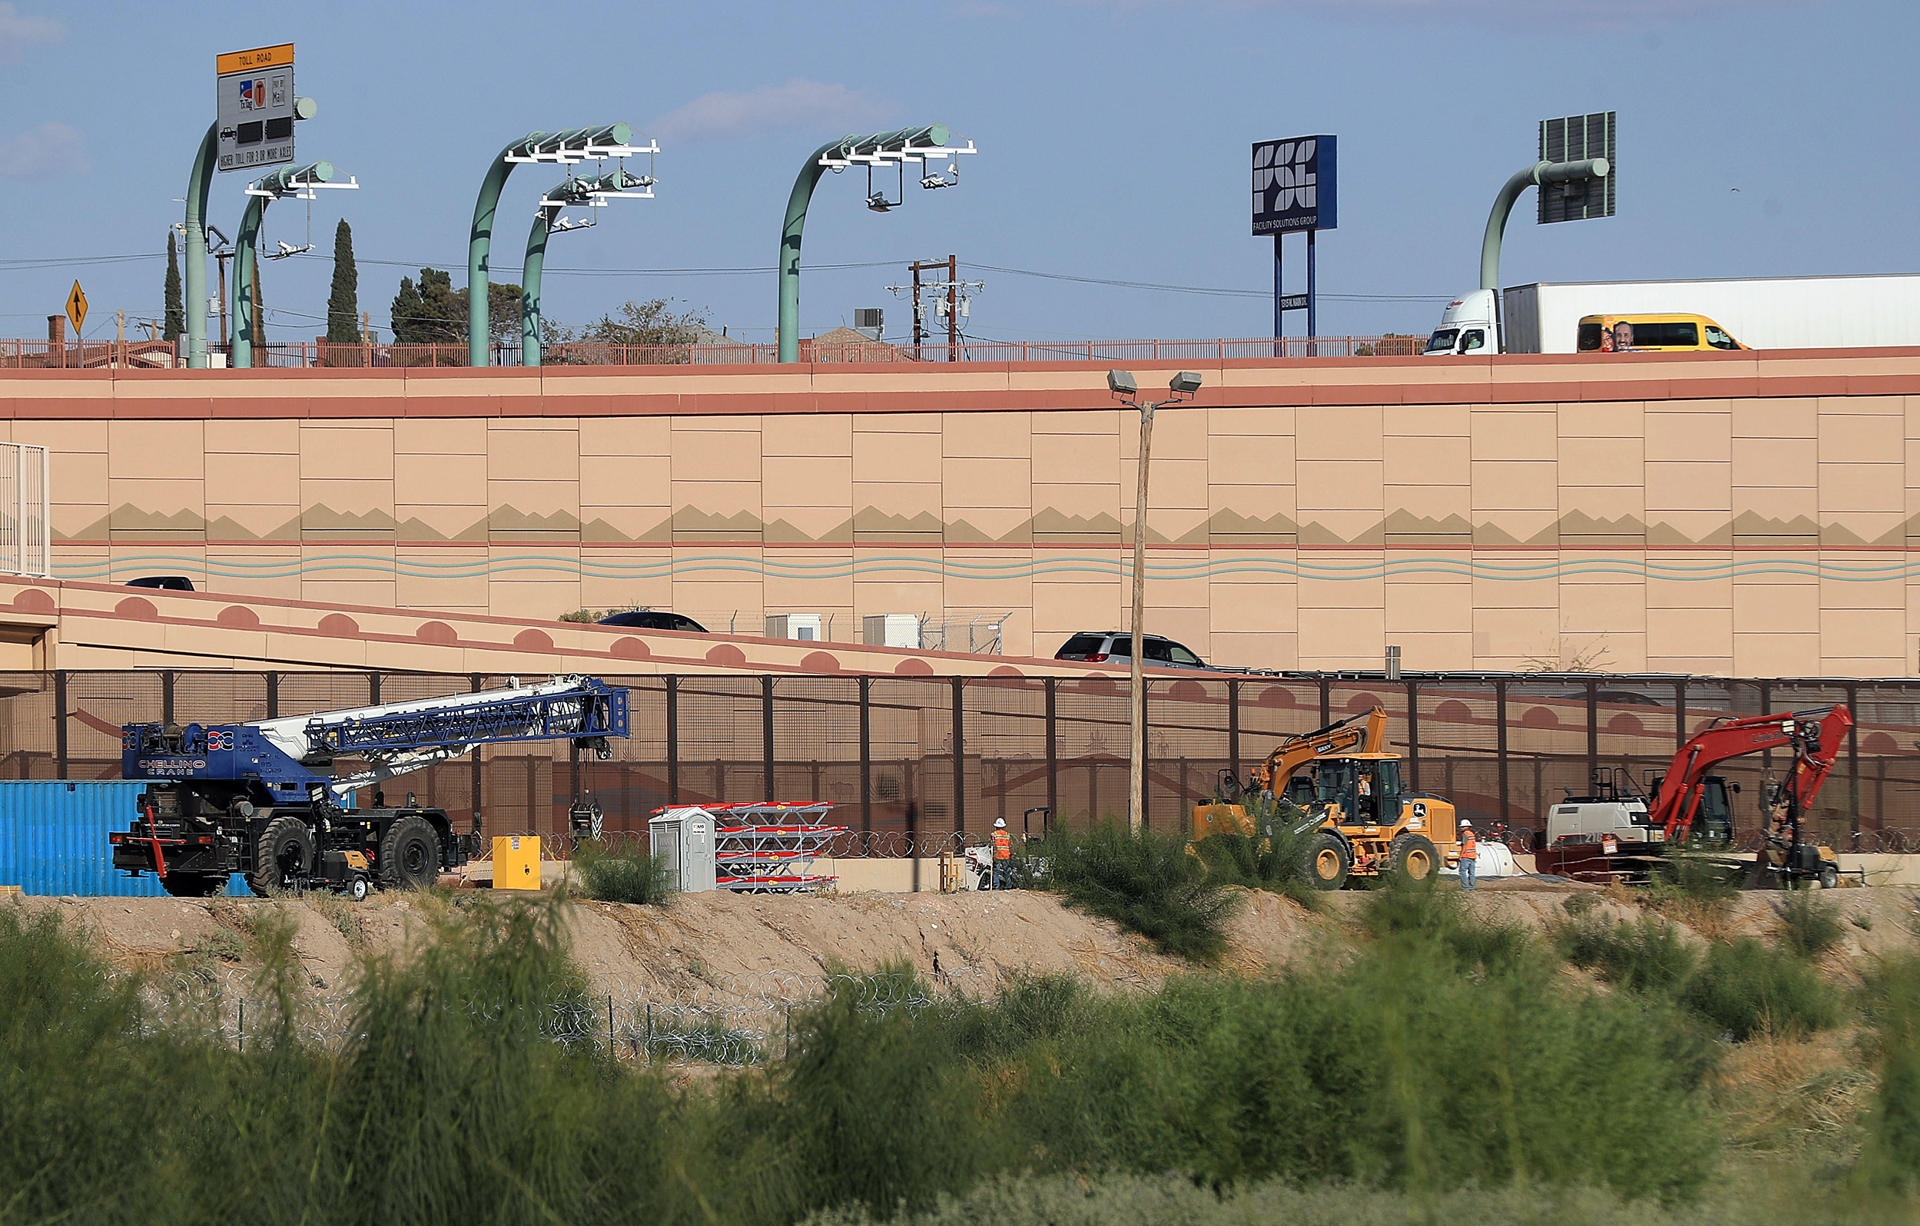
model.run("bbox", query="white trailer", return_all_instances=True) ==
[1425,273,1920,355]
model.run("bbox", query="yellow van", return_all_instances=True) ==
[1577,313,1748,353]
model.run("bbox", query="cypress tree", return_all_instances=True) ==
[162,231,184,342]
[326,219,360,343]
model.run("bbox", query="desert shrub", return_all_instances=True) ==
[1856,952,1920,1192]
[1361,879,1533,974]
[571,836,677,904]
[1037,821,1241,961]
[1681,937,1840,1040]
[1774,891,1846,960]
[1555,913,1698,994]
[1191,799,1325,909]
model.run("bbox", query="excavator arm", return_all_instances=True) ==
[1653,705,1852,841]
[1251,706,1387,794]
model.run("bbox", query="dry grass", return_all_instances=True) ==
[1716,1028,1873,1162]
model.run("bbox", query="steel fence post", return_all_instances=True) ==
[859,676,872,839]
[666,676,680,803]
[762,676,776,800]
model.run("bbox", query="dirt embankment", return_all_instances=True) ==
[16,878,1920,1004]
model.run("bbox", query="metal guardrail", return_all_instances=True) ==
[0,335,1426,370]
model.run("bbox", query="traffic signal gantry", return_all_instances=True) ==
[230,161,358,369]
[522,168,656,366]
[777,124,976,362]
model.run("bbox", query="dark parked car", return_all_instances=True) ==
[125,576,195,591]
[596,609,708,634]
[1054,631,1211,670]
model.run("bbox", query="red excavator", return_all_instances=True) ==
[1534,705,1854,888]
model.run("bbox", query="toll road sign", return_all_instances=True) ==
[216,43,294,174]
[65,281,87,334]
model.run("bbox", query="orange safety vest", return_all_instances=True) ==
[1459,830,1478,860]
[992,829,1012,861]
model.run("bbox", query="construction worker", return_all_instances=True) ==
[1458,819,1479,891]
[991,817,1013,890]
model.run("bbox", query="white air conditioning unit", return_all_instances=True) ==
[862,613,921,649]
[765,612,824,642]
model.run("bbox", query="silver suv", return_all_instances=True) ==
[1054,631,1211,670]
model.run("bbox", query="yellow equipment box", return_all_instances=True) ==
[492,836,542,891]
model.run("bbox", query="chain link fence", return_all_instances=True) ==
[2,669,1915,852]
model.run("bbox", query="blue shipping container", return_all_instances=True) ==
[0,780,243,897]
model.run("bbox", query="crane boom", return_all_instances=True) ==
[1653,705,1852,841]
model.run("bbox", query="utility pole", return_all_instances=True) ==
[947,253,959,362]
[889,255,983,360]
[214,247,232,352]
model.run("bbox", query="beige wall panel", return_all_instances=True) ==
[763,505,850,544]
[852,481,942,522]
[1032,409,1122,436]
[1559,401,1642,438]
[580,504,672,543]
[1297,460,1384,511]
[942,411,1034,460]
[1033,579,1125,637]
[580,455,673,505]
[1120,406,1208,461]
[1301,509,1386,546]
[1647,607,1733,658]
[947,504,1035,543]
[1732,582,1820,634]
[300,579,399,610]
[1386,404,1471,437]
[1471,607,1560,661]
[106,478,202,521]
[1297,405,1383,459]
[1471,461,1557,511]
[1557,436,1643,485]
[760,456,854,506]
[1385,632,1473,672]
[1646,511,1732,547]
[1211,631,1298,670]
[484,428,580,483]
[482,579,578,621]
[1209,580,1298,633]
[1384,435,1470,486]
[1210,406,1296,437]
[1820,395,1904,417]
[201,548,301,600]
[53,451,107,500]
[110,420,205,479]
[942,457,1033,507]
[669,479,762,519]
[669,412,761,432]
[1820,607,1907,662]
[396,549,493,610]
[1645,410,1732,462]
[1723,634,1815,677]
[763,562,857,614]
[1470,410,1557,461]
[1386,579,1471,632]
[1819,413,1906,465]
[1390,483,1473,522]
[1646,461,1731,511]
[396,502,487,542]
[1560,483,1646,521]
[1646,569,1733,609]
[1471,562,1557,610]
[1733,398,1817,439]
[577,566,675,613]
[1820,462,1902,512]
[1297,565,1385,613]
[1208,482,1296,530]
[1297,605,1387,665]
[1732,437,1817,487]
[13,419,107,454]
[397,452,485,494]
[667,429,763,483]
[52,503,108,539]
[206,502,297,539]
[576,416,671,458]
[1823,510,1904,547]
[1207,432,1293,484]
[1822,566,1906,610]
[300,427,394,479]
[850,578,947,624]
[1557,581,1648,635]
[395,417,487,455]
[853,431,942,483]
[1031,481,1118,522]
[1033,431,1119,483]
[206,419,299,456]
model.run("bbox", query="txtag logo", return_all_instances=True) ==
[1254,139,1317,213]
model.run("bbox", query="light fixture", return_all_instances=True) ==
[1169,371,1203,395]
[1107,368,1138,396]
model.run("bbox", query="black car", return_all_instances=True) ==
[125,576,195,591]
[596,610,708,634]
[1054,631,1211,670]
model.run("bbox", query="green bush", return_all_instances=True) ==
[571,837,678,904]
[1191,799,1325,908]
[1857,953,1920,1192]
[1362,879,1534,974]
[1036,821,1241,961]
[1555,913,1698,994]
[1681,937,1840,1040]
[1774,891,1846,960]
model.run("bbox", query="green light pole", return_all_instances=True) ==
[467,124,641,366]
[777,124,975,363]
[230,161,355,369]
[1479,157,1610,292]
[521,169,655,367]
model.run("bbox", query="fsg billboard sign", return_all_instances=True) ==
[1251,135,1337,235]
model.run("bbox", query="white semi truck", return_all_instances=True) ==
[1424,273,1920,355]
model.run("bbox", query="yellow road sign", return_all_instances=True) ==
[216,43,293,75]
[65,281,87,335]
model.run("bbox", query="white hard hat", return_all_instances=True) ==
[1459,819,1472,827]
[994,818,1007,828]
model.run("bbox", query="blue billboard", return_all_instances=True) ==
[1251,135,1337,235]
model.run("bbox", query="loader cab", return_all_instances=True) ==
[1646,772,1739,844]
[1310,755,1403,826]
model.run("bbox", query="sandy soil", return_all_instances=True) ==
[13,878,1918,1007]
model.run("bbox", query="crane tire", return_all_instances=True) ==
[379,815,441,891]
[162,872,228,898]
[250,816,316,896]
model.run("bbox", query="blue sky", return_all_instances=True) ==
[0,0,1910,348]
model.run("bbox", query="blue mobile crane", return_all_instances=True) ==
[111,675,629,898]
